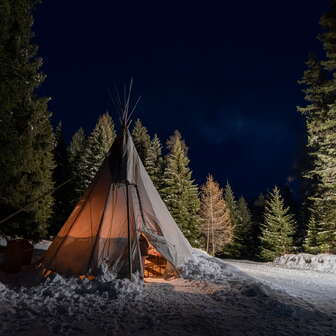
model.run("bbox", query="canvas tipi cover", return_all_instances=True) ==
[42,130,193,278]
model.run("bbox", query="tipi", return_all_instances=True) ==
[41,92,193,279]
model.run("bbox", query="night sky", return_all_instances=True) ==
[34,1,329,200]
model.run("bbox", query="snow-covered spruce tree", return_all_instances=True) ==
[259,186,296,261]
[161,131,201,247]
[132,119,151,163]
[51,122,73,235]
[144,134,164,190]
[199,175,232,255]
[68,127,86,202]
[78,113,116,193]
[237,196,254,259]
[297,2,336,253]
[0,0,54,241]
[303,216,321,254]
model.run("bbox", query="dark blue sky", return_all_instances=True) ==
[34,1,329,199]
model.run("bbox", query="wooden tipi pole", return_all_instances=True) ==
[125,180,132,280]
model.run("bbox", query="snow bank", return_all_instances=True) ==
[33,239,52,251]
[274,253,336,274]
[0,236,6,247]
[180,249,248,283]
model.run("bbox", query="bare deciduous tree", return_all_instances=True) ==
[200,175,233,255]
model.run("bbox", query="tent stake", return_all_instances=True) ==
[125,181,132,280]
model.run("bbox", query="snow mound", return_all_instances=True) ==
[33,239,52,251]
[180,249,248,283]
[0,236,6,247]
[274,253,336,274]
[0,265,143,335]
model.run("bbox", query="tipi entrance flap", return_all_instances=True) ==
[127,133,193,267]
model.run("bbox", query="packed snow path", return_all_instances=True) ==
[224,259,336,316]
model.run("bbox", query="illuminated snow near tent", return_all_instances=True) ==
[1,249,336,336]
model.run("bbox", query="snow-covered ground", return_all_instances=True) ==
[0,249,335,336]
[225,259,336,317]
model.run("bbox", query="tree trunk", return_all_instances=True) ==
[210,193,215,256]
[206,216,210,253]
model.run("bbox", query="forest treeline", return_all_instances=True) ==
[52,116,302,261]
[0,0,335,260]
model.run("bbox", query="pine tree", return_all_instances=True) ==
[78,113,116,193]
[251,193,266,260]
[69,128,86,166]
[161,131,201,246]
[297,2,336,253]
[280,185,302,247]
[68,128,86,171]
[259,186,296,261]
[224,183,239,225]
[144,134,164,190]
[303,216,321,254]
[166,130,188,154]
[51,122,73,235]
[297,54,325,207]
[254,193,266,213]
[199,175,232,255]
[0,0,54,240]
[132,119,151,162]
[68,127,86,202]
[222,182,241,257]
[237,196,254,258]
[253,192,266,230]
